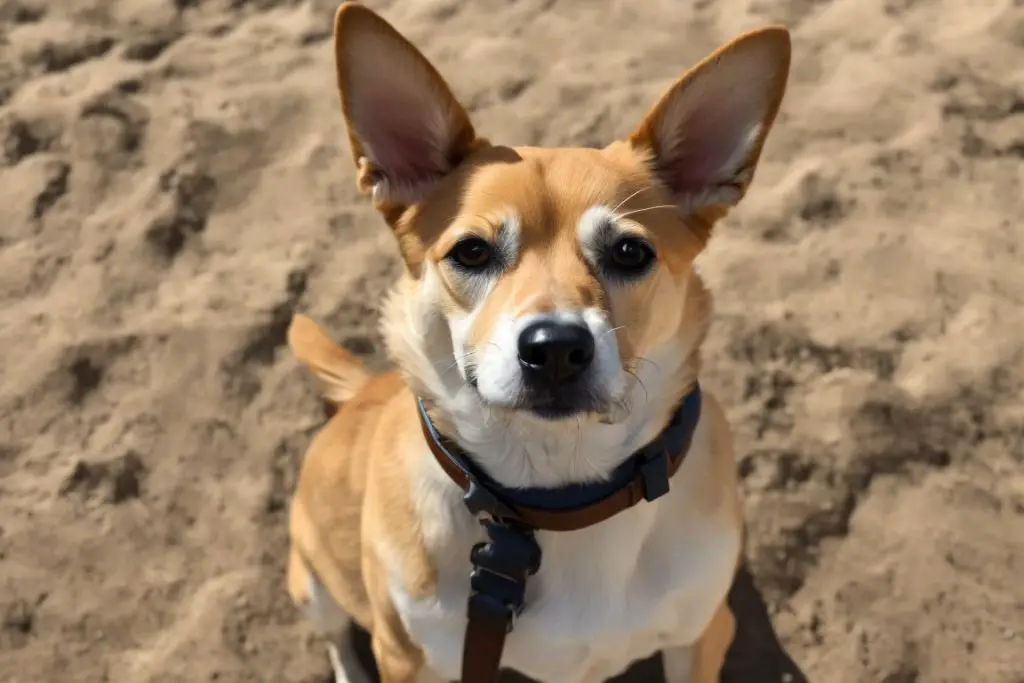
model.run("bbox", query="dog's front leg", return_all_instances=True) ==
[369,616,424,683]
[663,602,735,683]
[363,567,435,683]
[360,567,434,683]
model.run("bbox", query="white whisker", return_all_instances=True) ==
[437,348,477,376]
[597,325,625,343]
[610,186,653,215]
[615,203,678,220]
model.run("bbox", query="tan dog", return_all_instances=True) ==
[286,3,791,683]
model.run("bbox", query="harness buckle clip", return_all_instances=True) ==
[467,521,542,634]
[463,480,517,520]
[639,450,671,502]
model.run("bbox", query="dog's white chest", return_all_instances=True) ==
[393,497,739,683]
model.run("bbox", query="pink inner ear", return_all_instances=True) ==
[656,105,757,198]
[362,96,446,184]
[349,74,456,193]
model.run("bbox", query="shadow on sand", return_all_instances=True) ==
[349,560,808,683]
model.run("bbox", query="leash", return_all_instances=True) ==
[416,385,703,683]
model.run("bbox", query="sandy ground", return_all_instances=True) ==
[1,0,1023,682]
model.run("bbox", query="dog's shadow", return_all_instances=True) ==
[349,560,808,683]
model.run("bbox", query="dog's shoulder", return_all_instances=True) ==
[297,369,406,500]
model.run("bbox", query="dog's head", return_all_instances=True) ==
[332,3,790,424]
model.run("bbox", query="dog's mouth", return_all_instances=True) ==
[466,367,609,420]
[517,384,608,420]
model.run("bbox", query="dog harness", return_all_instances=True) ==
[416,384,703,683]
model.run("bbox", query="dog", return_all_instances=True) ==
[285,4,791,683]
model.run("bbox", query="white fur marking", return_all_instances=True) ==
[577,205,618,255]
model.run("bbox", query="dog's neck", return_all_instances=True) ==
[382,271,713,490]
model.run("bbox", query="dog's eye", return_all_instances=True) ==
[607,237,655,273]
[447,237,493,271]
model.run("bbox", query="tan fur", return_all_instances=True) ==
[288,314,374,404]
[691,604,737,683]
[286,3,790,683]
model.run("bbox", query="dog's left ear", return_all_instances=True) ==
[629,26,791,217]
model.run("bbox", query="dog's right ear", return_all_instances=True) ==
[333,2,480,210]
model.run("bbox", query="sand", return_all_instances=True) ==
[1,0,1022,682]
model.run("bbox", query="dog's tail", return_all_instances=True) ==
[287,314,374,406]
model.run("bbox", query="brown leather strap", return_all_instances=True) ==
[418,411,689,532]
[458,521,540,683]
[461,599,511,683]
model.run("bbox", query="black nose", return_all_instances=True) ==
[517,320,595,384]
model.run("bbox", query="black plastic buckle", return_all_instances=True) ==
[463,479,516,520]
[639,450,671,502]
[467,521,542,633]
